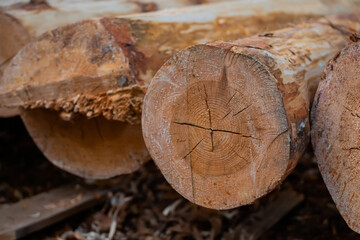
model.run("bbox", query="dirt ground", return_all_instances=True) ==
[1,116,359,240]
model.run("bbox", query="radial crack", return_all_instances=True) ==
[210,129,214,152]
[184,138,204,159]
[213,128,258,139]
[233,105,251,116]
[202,83,214,151]
[202,83,212,127]
[268,128,289,149]
[222,110,232,120]
[173,121,208,130]
[226,92,237,105]
[232,149,250,164]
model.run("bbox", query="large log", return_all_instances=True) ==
[311,40,360,233]
[0,0,214,117]
[0,0,213,75]
[0,0,358,179]
[142,15,360,209]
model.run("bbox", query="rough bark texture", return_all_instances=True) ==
[311,41,360,233]
[0,0,358,179]
[142,15,360,209]
[0,0,213,117]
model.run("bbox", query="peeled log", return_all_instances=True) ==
[0,0,211,73]
[311,41,360,233]
[142,15,360,209]
[0,0,212,117]
[0,0,358,179]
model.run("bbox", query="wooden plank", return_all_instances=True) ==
[0,184,108,240]
[236,188,304,240]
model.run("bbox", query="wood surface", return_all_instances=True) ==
[311,40,360,233]
[0,0,358,178]
[142,14,360,209]
[0,184,107,240]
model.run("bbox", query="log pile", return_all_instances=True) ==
[1,0,360,234]
[0,0,351,179]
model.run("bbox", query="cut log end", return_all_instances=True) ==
[21,108,150,179]
[143,45,290,209]
[311,42,360,233]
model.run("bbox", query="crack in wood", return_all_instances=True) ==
[233,105,251,116]
[202,83,214,152]
[232,149,250,164]
[212,128,257,139]
[267,128,289,149]
[183,138,204,159]
[222,110,232,120]
[174,121,257,139]
[173,121,208,130]
[226,92,237,106]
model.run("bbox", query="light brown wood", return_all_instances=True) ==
[0,0,358,179]
[142,15,360,209]
[311,41,360,233]
[0,184,107,240]
[0,0,216,117]
[20,108,148,178]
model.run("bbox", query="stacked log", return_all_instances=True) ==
[311,40,360,233]
[0,0,214,77]
[0,0,358,179]
[0,0,219,117]
[142,14,360,209]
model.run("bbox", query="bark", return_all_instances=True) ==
[311,41,360,233]
[142,15,360,209]
[0,0,214,117]
[0,0,358,179]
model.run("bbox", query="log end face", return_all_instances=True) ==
[21,108,150,179]
[143,45,290,209]
[311,42,360,233]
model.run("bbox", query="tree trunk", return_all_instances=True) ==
[0,0,214,117]
[142,15,360,209]
[311,41,360,233]
[0,0,358,179]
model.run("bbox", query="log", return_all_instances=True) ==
[0,0,214,75]
[311,40,360,233]
[142,15,360,209]
[0,0,215,117]
[0,0,358,179]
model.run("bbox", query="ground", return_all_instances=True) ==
[0,116,359,240]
